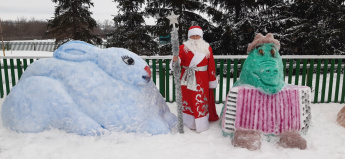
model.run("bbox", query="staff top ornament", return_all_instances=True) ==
[167,12,179,27]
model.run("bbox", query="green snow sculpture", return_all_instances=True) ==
[234,33,284,94]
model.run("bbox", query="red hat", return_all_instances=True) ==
[188,26,203,38]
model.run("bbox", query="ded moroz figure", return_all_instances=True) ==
[171,26,219,132]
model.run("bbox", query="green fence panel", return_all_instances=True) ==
[288,59,294,84]
[327,59,335,103]
[23,59,28,70]
[10,59,16,86]
[159,59,165,97]
[213,59,218,99]
[341,62,345,103]
[152,59,156,84]
[334,59,342,103]
[0,60,4,98]
[16,59,23,80]
[295,59,301,85]
[173,73,175,102]
[233,59,238,84]
[165,59,170,102]
[314,59,322,103]
[226,60,231,94]
[301,60,307,86]
[219,59,224,103]
[3,59,10,95]
[321,59,329,103]
[307,59,314,89]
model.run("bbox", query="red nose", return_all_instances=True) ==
[144,66,151,77]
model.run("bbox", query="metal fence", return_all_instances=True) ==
[3,41,107,52]
[1,55,345,104]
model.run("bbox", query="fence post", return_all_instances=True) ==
[301,60,307,86]
[226,60,231,95]
[165,59,170,102]
[233,59,238,84]
[307,59,314,90]
[295,59,300,85]
[321,59,329,103]
[0,60,4,98]
[159,59,165,97]
[334,59,342,103]
[341,63,345,103]
[314,59,322,103]
[3,59,10,95]
[9,59,16,86]
[327,59,335,103]
[218,59,224,103]
[288,59,294,84]
[152,59,156,84]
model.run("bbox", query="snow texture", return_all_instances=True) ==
[1,40,177,135]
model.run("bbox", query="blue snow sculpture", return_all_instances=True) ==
[1,40,177,135]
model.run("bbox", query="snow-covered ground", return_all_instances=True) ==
[1,51,345,159]
[0,98,344,159]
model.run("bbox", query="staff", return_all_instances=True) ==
[167,12,184,133]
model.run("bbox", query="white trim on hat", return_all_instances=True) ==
[188,28,203,38]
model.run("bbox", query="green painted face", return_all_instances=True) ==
[234,43,285,94]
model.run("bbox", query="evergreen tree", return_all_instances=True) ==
[47,0,102,47]
[145,0,223,55]
[107,0,158,56]
[268,0,345,55]
[209,0,276,55]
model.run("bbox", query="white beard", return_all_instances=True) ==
[183,38,210,58]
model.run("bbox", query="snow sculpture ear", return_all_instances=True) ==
[253,33,264,41]
[53,40,98,62]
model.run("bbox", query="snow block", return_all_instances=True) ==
[1,40,177,135]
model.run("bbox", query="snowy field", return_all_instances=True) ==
[0,98,345,159]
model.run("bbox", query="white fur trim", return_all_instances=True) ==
[183,113,196,129]
[189,52,206,67]
[209,80,217,88]
[188,28,203,38]
[183,39,210,58]
[195,114,209,132]
[169,57,181,71]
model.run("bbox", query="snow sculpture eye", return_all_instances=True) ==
[122,55,135,65]
[270,49,276,57]
[259,49,264,55]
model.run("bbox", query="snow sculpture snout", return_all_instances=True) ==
[256,60,280,86]
[1,40,177,136]
[143,66,152,83]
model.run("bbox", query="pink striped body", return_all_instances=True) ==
[221,85,311,135]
